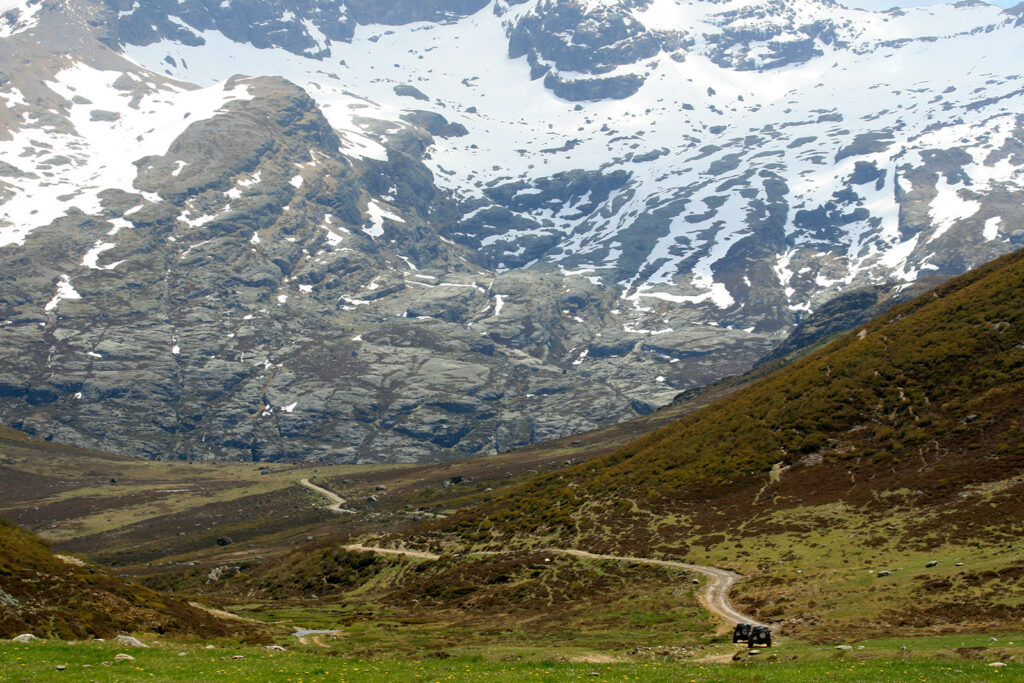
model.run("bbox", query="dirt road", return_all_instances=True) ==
[342,543,760,627]
[343,543,440,560]
[548,548,761,627]
[299,478,355,514]
[188,602,257,623]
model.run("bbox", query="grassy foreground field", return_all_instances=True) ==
[1,634,1021,682]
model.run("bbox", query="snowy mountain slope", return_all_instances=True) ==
[0,0,43,38]
[0,0,1021,462]
[121,0,1024,323]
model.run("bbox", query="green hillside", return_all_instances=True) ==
[413,247,1024,637]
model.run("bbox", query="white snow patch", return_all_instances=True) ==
[44,275,81,312]
[928,179,981,241]
[773,251,796,299]
[105,217,133,236]
[879,233,921,281]
[237,170,261,187]
[983,216,1002,241]
[179,208,223,228]
[365,200,404,238]
[81,242,122,270]
[0,85,27,107]
[629,282,734,309]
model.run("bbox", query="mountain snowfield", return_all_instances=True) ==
[0,0,41,38]
[0,65,255,246]
[0,0,1021,462]
[113,0,1024,313]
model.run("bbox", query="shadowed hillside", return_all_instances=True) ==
[0,518,244,640]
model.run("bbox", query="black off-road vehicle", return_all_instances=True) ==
[748,625,772,648]
[732,623,752,643]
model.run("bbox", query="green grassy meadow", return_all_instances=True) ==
[1,636,1020,682]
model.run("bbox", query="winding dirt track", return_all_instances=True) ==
[550,548,762,627]
[299,478,355,514]
[341,541,761,628]
[344,543,440,560]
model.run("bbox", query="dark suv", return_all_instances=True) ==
[748,625,772,648]
[732,623,752,643]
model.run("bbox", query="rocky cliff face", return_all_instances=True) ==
[0,0,1022,462]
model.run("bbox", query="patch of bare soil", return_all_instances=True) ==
[568,653,623,663]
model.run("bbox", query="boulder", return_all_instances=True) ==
[206,565,240,583]
[393,84,429,101]
[114,636,149,648]
[12,634,40,643]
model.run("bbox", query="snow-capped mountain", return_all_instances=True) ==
[0,0,1021,462]
[114,0,1024,312]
